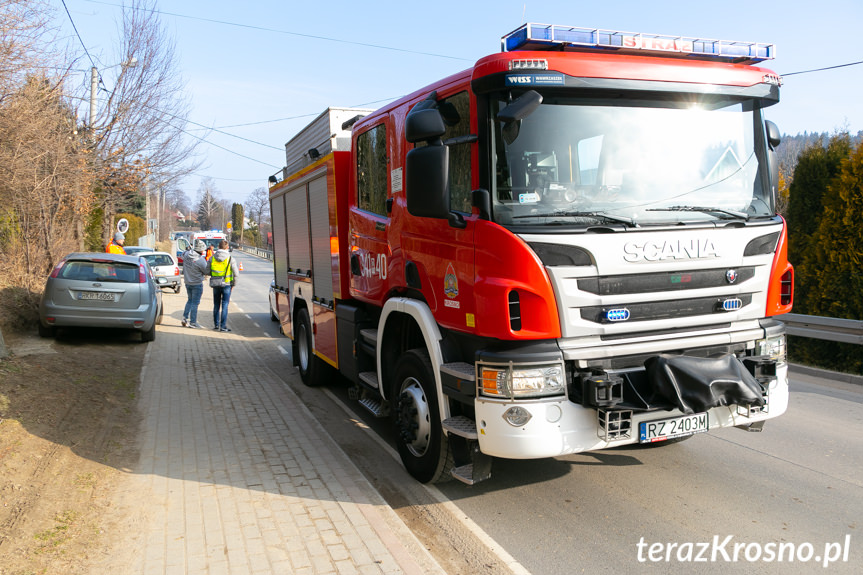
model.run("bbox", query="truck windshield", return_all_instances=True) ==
[491,94,773,227]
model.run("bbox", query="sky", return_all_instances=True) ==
[57,0,863,206]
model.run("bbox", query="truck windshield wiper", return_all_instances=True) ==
[513,210,638,227]
[646,205,749,220]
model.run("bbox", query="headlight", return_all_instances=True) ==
[757,334,787,366]
[479,363,565,398]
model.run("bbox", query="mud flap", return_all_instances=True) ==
[645,354,765,415]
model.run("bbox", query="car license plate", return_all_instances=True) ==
[78,291,114,301]
[639,413,708,443]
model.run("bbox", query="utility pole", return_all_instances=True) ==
[90,67,98,128]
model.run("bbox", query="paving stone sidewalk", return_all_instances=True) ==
[92,292,444,575]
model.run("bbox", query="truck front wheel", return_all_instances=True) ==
[393,349,453,483]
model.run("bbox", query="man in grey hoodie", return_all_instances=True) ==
[182,240,209,328]
[209,240,240,332]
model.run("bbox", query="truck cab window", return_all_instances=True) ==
[357,124,388,216]
[441,92,473,213]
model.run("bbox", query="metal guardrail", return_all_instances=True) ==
[234,244,273,261]
[782,313,863,345]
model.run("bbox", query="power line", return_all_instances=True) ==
[61,0,98,69]
[83,0,471,62]
[781,60,863,77]
[204,96,402,130]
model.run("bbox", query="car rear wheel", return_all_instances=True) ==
[141,322,156,342]
[38,322,55,338]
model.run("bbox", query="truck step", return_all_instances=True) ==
[440,362,475,382]
[358,371,379,389]
[359,328,378,346]
[358,396,389,418]
[450,463,491,485]
[442,415,478,440]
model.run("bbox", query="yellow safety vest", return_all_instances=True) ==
[210,257,233,284]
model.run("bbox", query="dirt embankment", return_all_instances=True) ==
[0,331,144,575]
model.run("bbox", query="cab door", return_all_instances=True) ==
[401,89,477,334]
[349,115,392,305]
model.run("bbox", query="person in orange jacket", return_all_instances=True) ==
[205,245,214,261]
[106,232,126,254]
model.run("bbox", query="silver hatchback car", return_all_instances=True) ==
[38,252,166,342]
[139,251,182,293]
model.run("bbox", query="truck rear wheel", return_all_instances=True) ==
[393,349,453,483]
[296,306,324,387]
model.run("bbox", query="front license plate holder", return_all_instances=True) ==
[639,413,708,443]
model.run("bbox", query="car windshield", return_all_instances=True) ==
[60,260,140,283]
[198,238,222,249]
[144,254,174,267]
[491,94,773,227]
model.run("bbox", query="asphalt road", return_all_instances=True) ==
[230,248,862,575]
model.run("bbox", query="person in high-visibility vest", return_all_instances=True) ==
[209,240,239,332]
[106,232,126,254]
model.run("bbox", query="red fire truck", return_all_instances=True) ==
[268,24,793,485]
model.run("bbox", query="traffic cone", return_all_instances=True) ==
[239,261,244,271]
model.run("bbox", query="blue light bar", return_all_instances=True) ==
[501,23,775,65]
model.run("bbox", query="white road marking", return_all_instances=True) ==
[278,345,289,355]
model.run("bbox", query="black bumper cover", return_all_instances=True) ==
[645,354,766,415]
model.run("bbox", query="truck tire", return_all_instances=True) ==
[296,306,324,387]
[393,349,453,483]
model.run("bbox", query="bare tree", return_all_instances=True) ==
[0,0,51,104]
[0,1,89,294]
[196,177,221,231]
[246,186,270,227]
[0,76,92,288]
[87,0,199,244]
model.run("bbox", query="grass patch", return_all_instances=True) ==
[33,510,80,553]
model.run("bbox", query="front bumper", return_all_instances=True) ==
[472,364,788,459]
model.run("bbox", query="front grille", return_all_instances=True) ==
[578,266,755,295]
[581,294,753,324]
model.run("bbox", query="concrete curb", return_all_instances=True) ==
[789,363,863,386]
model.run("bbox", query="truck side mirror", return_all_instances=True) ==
[405,108,446,144]
[765,120,781,150]
[764,120,781,198]
[406,144,449,219]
